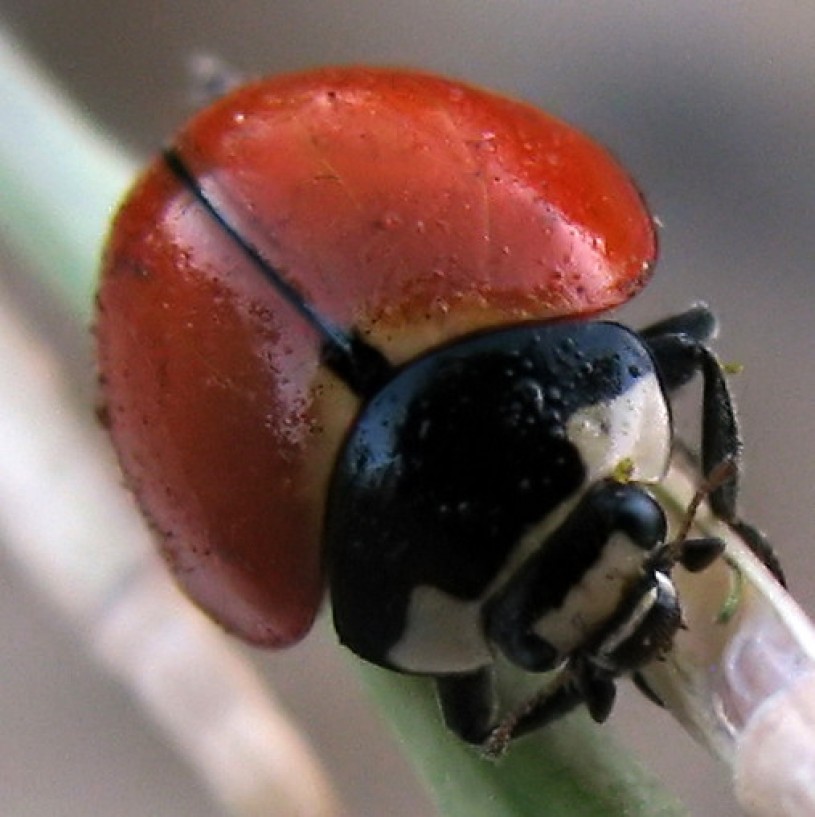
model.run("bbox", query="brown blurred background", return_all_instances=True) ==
[1,3,814,816]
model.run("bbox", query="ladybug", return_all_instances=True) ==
[96,66,777,747]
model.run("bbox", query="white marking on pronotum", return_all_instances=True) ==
[566,373,671,485]
[387,585,492,674]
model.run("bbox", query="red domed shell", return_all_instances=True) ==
[96,66,657,647]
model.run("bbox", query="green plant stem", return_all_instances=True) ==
[361,667,685,817]
[0,24,135,319]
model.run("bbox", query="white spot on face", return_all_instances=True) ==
[596,571,675,661]
[386,585,492,674]
[566,374,670,484]
[532,533,647,655]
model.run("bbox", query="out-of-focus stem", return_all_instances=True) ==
[0,25,343,815]
[0,24,133,320]
[0,286,343,817]
[644,454,815,817]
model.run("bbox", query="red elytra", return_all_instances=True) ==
[96,66,657,647]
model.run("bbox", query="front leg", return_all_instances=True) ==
[643,314,786,585]
[475,658,620,757]
[435,665,592,751]
[646,330,742,521]
[435,669,497,745]
[483,481,668,672]
[642,305,741,518]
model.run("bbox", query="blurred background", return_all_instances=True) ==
[1,2,814,816]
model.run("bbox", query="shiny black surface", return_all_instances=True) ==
[325,320,658,666]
